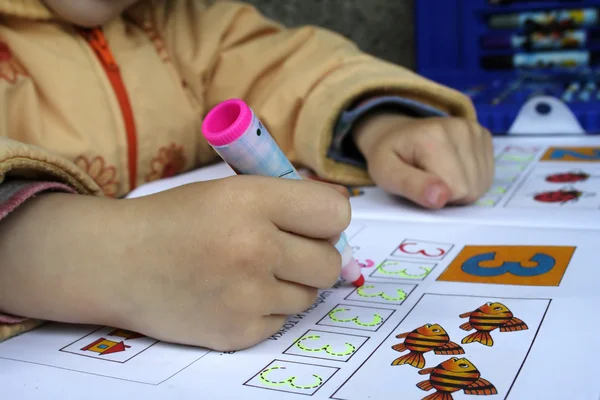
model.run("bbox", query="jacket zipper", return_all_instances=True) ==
[80,27,138,191]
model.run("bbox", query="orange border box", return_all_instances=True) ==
[437,245,575,286]
[540,147,600,162]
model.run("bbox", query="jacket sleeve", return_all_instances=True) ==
[141,0,478,186]
[0,42,103,343]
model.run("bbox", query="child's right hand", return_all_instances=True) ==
[0,176,350,350]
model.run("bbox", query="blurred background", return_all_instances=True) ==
[243,0,600,136]
[244,0,416,69]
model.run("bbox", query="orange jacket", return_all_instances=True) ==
[0,0,476,341]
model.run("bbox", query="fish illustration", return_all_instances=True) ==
[417,357,497,400]
[459,302,528,346]
[391,323,464,369]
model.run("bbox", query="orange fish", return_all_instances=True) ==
[459,302,528,347]
[417,357,497,400]
[391,323,464,369]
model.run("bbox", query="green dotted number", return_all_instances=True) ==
[295,335,356,357]
[328,307,383,327]
[476,198,497,207]
[356,285,407,301]
[259,366,323,389]
[378,264,431,279]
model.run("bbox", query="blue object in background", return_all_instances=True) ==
[414,0,600,135]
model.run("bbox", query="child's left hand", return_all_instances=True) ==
[352,113,494,209]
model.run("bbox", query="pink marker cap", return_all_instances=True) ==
[201,99,253,147]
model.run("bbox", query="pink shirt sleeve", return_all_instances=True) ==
[0,180,77,324]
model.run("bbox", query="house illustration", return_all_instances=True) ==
[108,328,145,340]
[81,338,131,355]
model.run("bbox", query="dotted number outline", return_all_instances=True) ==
[282,329,370,363]
[243,359,340,396]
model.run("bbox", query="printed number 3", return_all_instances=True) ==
[461,252,555,277]
[259,366,323,390]
[399,242,445,257]
[550,148,600,160]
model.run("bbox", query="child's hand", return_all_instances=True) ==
[125,176,350,350]
[352,113,494,209]
[0,176,350,351]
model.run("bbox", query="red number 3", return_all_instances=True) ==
[399,242,445,257]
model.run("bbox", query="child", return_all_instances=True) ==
[0,0,493,350]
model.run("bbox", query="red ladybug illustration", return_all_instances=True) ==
[545,171,590,183]
[533,189,583,204]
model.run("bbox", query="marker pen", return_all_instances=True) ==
[201,98,364,287]
[487,8,599,31]
[481,50,600,70]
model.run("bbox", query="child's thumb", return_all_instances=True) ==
[374,159,451,209]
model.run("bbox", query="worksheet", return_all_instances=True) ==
[1,219,598,399]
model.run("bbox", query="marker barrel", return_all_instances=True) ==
[202,99,300,179]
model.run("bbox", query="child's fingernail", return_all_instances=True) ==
[425,184,442,206]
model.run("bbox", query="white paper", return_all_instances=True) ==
[1,219,598,399]
[3,135,600,398]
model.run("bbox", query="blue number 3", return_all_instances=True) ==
[461,252,555,277]
[549,148,600,160]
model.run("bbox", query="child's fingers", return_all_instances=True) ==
[228,314,289,351]
[480,127,495,188]
[369,150,451,209]
[323,183,351,199]
[410,134,471,202]
[300,173,351,199]
[448,129,483,203]
[273,230,341,289]
[266,281,319,315]
[306,182,349,246]
[258,314,293,342]
[253,178,351,239]
[469,127,495,198]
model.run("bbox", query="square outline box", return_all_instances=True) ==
[391,239,455,261]
[59,326,159,364]
[244,359,339,396]
[494,175,519,184]
[283,329,370,363]
[0,324,211,386]
[436,245,576,287]
[540,146,600,162]
[501,163,600,210]
[369,259,437,282]
[344,282,417,306]
[329,293,552,400]
[488,183,511,195]
[474,195,501,207]
[497,152,537,163]
[500,145,541,155]
[316,304,396,332]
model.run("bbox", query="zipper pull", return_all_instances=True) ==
[80,27,118,70]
